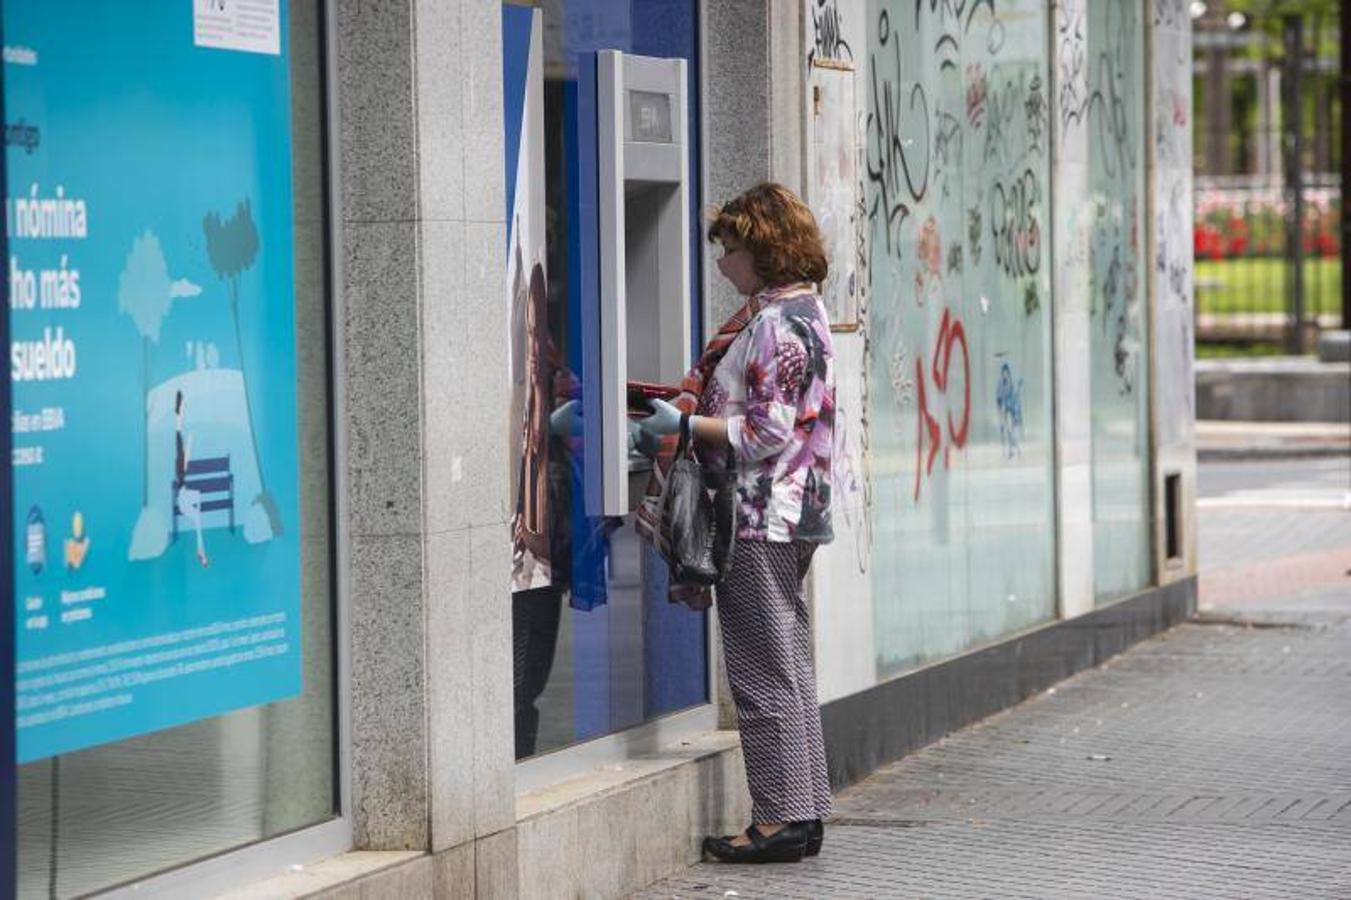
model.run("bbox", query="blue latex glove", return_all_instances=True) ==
[629,419,663,457]
[639,397,683,436]
[549,399,581,437]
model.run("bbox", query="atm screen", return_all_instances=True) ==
[628,90,672,143]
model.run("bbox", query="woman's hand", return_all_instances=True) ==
[549,399,581,437]
[639,398,732,451]
[638,398,683,436]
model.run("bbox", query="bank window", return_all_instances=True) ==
[505,0,707,759]
[8,3,338,895]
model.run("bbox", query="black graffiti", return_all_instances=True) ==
[967,203,983,265]
[983,75,1025,164]
[1057,0,1087,132]
[1153,0,1181,29]
[1023,280,1040,316]
[1100,242,1122,324]
[1157,229,1188,299]
[1112,306,1136,395]
[989,169,1041,279]
[986,14,1006,55]
[1025,73,1047,153]
[982,78,1015,163]
[914,0,1000,71]
[965,64,987,126]
[856,184,872,298]
[1090,2,1137,179]
[1097,225,1141,395]
[1154,89,1187,167]
[1168,261,1186,298]
[808,0,853,69]
[866,10,930,259]
[1058,0,1137,179]
[979,68,1047,168]
[934,111,962,168]
[933,110,963,199]
[947,243,964,275]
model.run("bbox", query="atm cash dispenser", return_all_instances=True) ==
[588,51,691,517]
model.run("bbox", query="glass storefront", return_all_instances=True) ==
[8,3,337,895]
[505,0,707,760]
[865,0,1058,676]
[0,1,1170,891]
[1084,0,1153,603]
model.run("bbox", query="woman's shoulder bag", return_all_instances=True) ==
[656,421,737,586]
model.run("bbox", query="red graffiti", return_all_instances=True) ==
[913,307,970,502]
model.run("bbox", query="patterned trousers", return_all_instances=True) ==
[716,540,832,823]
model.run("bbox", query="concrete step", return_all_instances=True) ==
[1318,329,1350,363]
[1196,419,1351,460]
[1195,357,1350,423]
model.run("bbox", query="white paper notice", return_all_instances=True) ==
[194,0,281,56]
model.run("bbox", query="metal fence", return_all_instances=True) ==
[1192,6,1345,352]
[1193,174,1343,345]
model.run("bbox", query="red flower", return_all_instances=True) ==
[1194,225,1224,260]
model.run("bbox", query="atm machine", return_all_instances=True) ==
[504,24,703,749]
[584,50,691,518]
[574,48,701,738]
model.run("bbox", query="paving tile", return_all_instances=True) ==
[636,568,1351,898]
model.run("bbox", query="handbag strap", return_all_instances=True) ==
[672,418,693,462]
[672,415,738,479]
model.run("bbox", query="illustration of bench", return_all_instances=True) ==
[171,455,236,539]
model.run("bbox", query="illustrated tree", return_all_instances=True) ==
[203,198,282,534]
[117,231,173,506]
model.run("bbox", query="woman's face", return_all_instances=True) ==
[715,235,764,296]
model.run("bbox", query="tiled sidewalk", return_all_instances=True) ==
[637,501,1351,898]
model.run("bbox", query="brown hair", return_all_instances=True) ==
[707,182,828,287]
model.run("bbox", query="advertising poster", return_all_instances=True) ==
[505,4,552,594]
[5,0,301,762]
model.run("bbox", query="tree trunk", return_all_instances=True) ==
[142,336,150,506]
[229,277,267,494]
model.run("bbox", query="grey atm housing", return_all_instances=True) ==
[597,50,691,516]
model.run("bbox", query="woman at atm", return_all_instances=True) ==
[637,183,836,864]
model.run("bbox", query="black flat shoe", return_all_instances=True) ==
[702,823,809,864]
[794,818,824,856]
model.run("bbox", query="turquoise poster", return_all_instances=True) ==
[5,0,302,762]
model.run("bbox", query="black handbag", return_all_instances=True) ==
[657,424,737,586]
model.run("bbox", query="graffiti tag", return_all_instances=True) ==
[914,307,970,502]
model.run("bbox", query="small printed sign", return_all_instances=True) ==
[194,0,280,56]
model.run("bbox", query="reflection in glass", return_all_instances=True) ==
[506,1,707,760]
